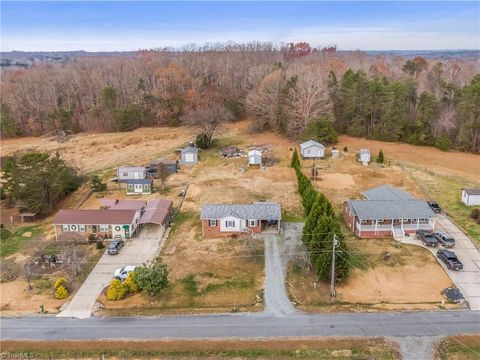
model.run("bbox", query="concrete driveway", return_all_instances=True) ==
[57,224,167,319]
[401,214,480,310]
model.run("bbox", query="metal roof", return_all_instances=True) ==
[110,200,147,211]
[300,140,325,150]
[248,150,262,156]
[362,185,413,201]
[347,200,435,220]
[201,202,281,220]
[139,199,173,225]
[125,179,152,185]
[464,188,480,196]
[180,146,198,154]
[53,209,137,225]
[118,166,146,172]
[150,159,177,165]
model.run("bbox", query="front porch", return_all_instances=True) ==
[356,217,435,238]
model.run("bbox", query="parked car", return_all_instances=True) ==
[107,239,125,255]
[437,249,463,271]
[434,232,455,248]
[113,265,136,281]
[427,201,442,213]
[417,229,439,247]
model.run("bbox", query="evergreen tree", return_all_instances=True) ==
[376,149,384,164]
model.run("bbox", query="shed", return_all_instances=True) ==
[149,159,177,175]
[180,146,199,164]
[117,166,146,183]
[330,149,339,158]
[461,189,480,206]
[300,140,325,159]
[126,179,153,195]
[248,150,262,166]
[358,149,371,165]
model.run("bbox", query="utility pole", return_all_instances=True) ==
[330,234,338,298]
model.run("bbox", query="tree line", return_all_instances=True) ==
[1,43,478,152]
[291,149,349,282]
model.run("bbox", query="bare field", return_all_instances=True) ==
[0,337,400,359]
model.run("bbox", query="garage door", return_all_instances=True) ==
[185,153,194,162]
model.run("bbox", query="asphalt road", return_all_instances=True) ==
[2,311,480,340]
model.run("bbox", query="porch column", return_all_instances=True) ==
[416,218,419,230]
[375,219,378,234]
[54,225,58,241]
[432,217,436,230]
[358,221,362,236]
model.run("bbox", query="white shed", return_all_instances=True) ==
[461,189,480,206]
[300,140,325,159]
[248,150,262,166]
[358,149,371,165]
[117,166,146,183]
[180,146,199,164]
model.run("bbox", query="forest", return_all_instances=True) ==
[1,43,479,152]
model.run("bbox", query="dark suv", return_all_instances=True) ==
[434,232,455,248]
[427,201,442,213]
[107,239,125,255]
[416,229,439,247]
[437,249,463,271]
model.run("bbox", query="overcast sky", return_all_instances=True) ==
[1,1,479,51]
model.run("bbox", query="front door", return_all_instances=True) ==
[135,184,142,193]
[123,225,130,239]
[92,225,98,233]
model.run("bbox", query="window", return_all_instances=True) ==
[99,225,110,232]
[128,184,134,189]
[209,219,217,226]
[143,184,149,189]
[62,225,69,231]
[225,220,235,227]
[79,225,86,232]
[247,220,257,227]
[123,172,128,177]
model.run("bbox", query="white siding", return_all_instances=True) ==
[462,191,480,206]
[301,145,324,158]
[219,215,244,232]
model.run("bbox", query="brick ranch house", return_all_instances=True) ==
[343,185,436,239]
[200,202,281,238]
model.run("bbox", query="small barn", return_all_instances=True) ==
[461,189,480,206]
[248,150,262,166]
[126,179,153,195]
[358,149,371,165]
[149,159,178,175]
[117,166,146,183]
[180,146,199,164]
[300,140,325,159]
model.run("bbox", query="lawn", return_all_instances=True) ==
[404,165,480,243]
[0,225,44,258]
[436,335,480,360]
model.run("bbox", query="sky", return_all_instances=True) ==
[1,1,479,52]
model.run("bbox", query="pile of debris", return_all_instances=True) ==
[220,146,244,158]
[248,144,273,153]
[43,129,73,143]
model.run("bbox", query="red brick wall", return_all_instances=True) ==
[202,220,262,239]
[343,202,356,232]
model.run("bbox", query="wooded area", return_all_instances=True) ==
[1,43,479,152]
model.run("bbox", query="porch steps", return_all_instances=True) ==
[393,227,405,239]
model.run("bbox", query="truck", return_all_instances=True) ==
[437,249,463,271]
[416,229,439,247]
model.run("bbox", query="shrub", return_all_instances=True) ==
[89,174,107,192]
[55,285,69,299]
[135,259,169,297]
[96,240,105,250]
[343,146,348,152]
[124,272,139,293]
[376,149,384,164]
[106,278,128,300]
[0,260,20,282]
[470,208,480,221]
[435,134,451,151]
[54,277,66,289]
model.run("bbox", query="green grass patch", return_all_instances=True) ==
[169,211,197,236]
[0,225,44,258]
[406,166,480,243]
[436,337,480,360]
[181,274,199,296]
[282,211,305,223]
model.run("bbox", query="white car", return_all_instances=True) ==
[113,265,136,281]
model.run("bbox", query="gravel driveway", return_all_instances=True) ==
[57,224,167,319]
[401,214,480,310]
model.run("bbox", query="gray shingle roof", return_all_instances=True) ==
[347,199,434,220]
[125,179,152,185]
[201,202,281,220]
[362,185,413,200]
[118,166,146,172]
[300,140,324,150]
[464,188,480,196]
[181,146,198,154]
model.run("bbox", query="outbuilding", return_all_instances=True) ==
[117,166,146,183]
[149,159,178,175]
[126,179,153,195]
[180,146,199,164]
[358,149,371,165]
[248,150,262,166]
[300,140,325,159]
[461,189,480,206]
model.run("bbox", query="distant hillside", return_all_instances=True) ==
[1,49,479,69]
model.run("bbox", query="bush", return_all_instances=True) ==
[106,278,128,300]
[470,208,480,221]
[55,285,69,299]
[89,175,107,192]
[54,277,66,289]
[0,260,20,282]
[135,259,169,297]
[124,272,139,293]
[343,146,348,152]
[435,134,451,151]
[96,240,105,250]
[195,132,211,149]
[376,149,384,164]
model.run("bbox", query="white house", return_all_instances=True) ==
[248,149,262,166]
[358,149,371,165]
[461,189,480,206]
[117,166,146,183]
[180,146,199,164]
[300,140,325,159]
